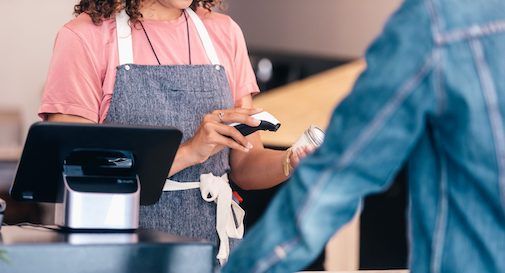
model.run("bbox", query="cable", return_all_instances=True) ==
[140,9,192,66]
[139,20,162,66]
[183,10,192,65]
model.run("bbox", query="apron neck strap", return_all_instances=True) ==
[115,8,221,66]
[116,10,134,65]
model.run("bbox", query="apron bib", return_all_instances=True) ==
[105,8,242,264]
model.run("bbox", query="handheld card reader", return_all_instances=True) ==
[55,149,140,230]
[229,111,281,136]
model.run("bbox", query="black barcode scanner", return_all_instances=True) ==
[229,111,281,136]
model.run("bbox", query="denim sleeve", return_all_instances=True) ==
[223,2,437,273]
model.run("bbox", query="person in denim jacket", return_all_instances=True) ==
[223,0,505,272]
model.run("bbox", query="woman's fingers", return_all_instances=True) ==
[290,151,301,168]
[202,121,252,152]
[214,123,253,150]
[290,145,317,168]
[189,109,262,164]
[225,107,263,115]
[296,146,311,159]
[220,112,261,127]
[211,108,263,127]
[195,107,264,156]
[214,135,251,153]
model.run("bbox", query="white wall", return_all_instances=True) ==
[227,0,403,58]
[0,0,403,137]
[0,0,75,135]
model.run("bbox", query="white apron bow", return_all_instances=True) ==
[163,173,244,265]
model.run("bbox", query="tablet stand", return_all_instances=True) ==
[55,149,140,230]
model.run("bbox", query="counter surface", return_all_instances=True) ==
[254,60,366,147]
[0,226,215,273]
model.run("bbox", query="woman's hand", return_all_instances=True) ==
[289,145,316,170]
[183,107,263,165]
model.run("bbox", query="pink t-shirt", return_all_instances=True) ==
[39,9,260,123]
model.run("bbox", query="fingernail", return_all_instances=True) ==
[252,118,261,126]
[246,143,253,149]
[243,148,250,152]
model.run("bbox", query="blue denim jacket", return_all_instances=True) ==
[223,0,505,272]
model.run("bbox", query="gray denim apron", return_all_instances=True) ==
[105,9,242,264]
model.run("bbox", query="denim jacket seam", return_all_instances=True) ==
[424,0,445,45]
[250,237,301,273]
[433,48,447,116]
[425,0,505,45]
[437,21,505,45]
[295,169,334,228]
[469,39,505,215]
[430,141,448,273]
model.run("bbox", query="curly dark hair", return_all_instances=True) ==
[74,0,223,25]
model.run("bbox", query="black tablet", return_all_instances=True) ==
[10,122,182,205]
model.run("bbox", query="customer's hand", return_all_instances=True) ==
[184,107,263,164]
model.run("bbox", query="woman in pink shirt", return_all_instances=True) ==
[39,0,311,264]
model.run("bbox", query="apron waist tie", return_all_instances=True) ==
[163,173,244,265]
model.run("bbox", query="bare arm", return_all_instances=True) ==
[46,114,94,123]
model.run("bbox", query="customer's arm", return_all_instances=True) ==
[223,2,438,272]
